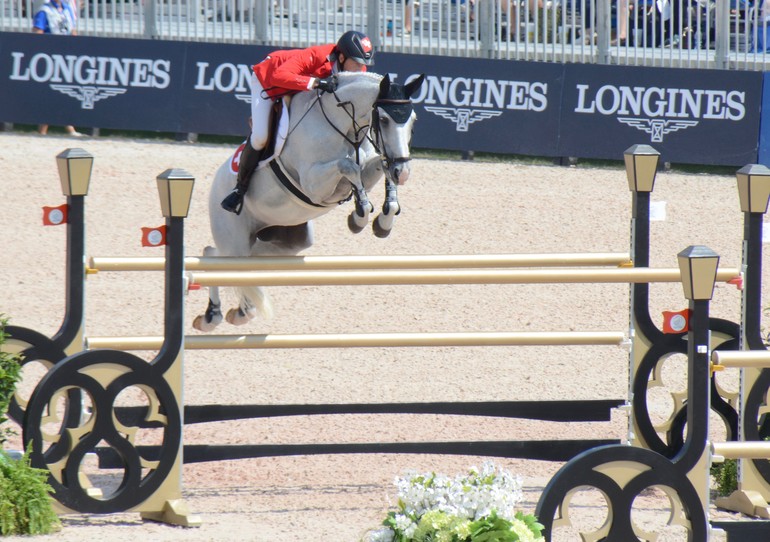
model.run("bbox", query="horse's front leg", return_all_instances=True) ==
[303,158,372,233]
[348,183,374,234]
[192,245,224,331]
[372,178,400,238]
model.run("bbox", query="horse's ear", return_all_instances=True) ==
[404,74,426,99]
[379,74,392,98]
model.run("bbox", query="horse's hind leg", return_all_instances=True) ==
[225,293,260,326]
[192,246,224,332]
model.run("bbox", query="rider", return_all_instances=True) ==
[221,30,375,214]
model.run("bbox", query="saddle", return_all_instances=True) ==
[230,97,289,176]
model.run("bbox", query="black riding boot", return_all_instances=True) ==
[221,141,263,214]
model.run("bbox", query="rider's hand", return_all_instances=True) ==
[316,77,337,93]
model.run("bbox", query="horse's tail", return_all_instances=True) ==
[238,285,274,320]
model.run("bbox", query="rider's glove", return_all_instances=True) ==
[316,77,337,93]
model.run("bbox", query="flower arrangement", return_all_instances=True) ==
[364,462,545,542]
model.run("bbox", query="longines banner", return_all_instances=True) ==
[0,32,764,165]
[0,33,187,131]
[558,63,762,166]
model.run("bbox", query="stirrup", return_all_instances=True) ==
[221,188,245,215]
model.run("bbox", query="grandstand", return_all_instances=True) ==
[2,0,769,70]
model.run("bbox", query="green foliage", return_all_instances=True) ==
[0,316,22,446]
[0,447,61,536]
[366,463,544,542]
[711,459,738,497]
[0,315,61,536]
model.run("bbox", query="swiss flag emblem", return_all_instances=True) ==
[141,225,168,247]
[42,204,68,226]
[230,143,246,175]
[361,37,372,52]
[662,309,690,334]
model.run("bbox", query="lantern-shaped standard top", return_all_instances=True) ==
[156,169,195,218]
[624,144,660,193]
[56,148,94,196]
[736,164,770,214]
[677,245,720,301]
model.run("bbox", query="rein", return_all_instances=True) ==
[317,87,371,165]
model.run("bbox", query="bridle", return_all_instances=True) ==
[293,78,414,171]
[370,97,414,176]
[316,85,372,165]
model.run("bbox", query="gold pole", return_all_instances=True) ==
[86,331,627,351]
[88,252,633,272]
[712,350,770,369]
[187,267,741,287]
[712,442,770,460]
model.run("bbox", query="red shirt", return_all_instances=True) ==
[252,44,336,99]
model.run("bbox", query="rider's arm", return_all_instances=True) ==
[268,45,333,92]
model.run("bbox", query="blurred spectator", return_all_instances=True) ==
[33,0,82,137]
[751,0,770,52]
[612,0,630,45]
[499,0,544,40]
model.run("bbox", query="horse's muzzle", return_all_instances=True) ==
[391,158,411,185]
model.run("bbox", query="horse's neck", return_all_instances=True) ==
[284,82,378,159]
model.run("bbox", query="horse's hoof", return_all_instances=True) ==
[372,216,392,238]
[347,212,366,234]
[193,314,220,332]
[226,307,257,326]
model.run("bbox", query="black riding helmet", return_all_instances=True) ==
[336,30,374,66]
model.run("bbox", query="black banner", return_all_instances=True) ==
[0,31,764,165]
[558,63,762,166]
[374,53,563,157]
[178,42,272,136]
[0,32,187,131]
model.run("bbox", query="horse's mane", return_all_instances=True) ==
[335,71,384,86]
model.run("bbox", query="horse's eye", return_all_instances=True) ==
[380,116,390,125]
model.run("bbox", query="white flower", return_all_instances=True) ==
[365,462,541,542]
[362,528,395,542]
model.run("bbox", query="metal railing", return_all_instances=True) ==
[3,0,769,69]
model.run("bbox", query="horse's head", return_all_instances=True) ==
[372,74,425,185]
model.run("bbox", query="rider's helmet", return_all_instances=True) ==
[336,30,374,66]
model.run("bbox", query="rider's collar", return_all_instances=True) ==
[328,53,341,75]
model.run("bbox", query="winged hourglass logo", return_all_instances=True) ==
[617,118,699,143]
[423,107,503,132]
[50,85,128,109]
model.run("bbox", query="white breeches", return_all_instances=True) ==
[249,73,274,150]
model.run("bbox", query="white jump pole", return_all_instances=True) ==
[186,267,741,288]
[85,331,627,351]
[712,442,770,461]
[87,252,633,272]
[712,350,770,369]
